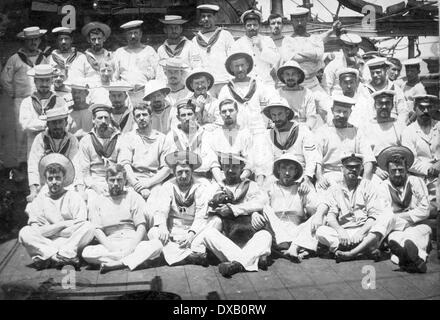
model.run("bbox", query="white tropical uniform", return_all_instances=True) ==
[150,103,178,135]
[396,80,427,111]
[315,123,376,186]
[263,180,321,251]
[365,80,410,124]
[402,120,440,203]
[166,87,192,109]
[19,92,66,156]
[76,128,122,191]
[27,129,79,188]
[148,178,211,265]
[266,122,321,183]
[344,85,375,128]
[165,126,217,179]
[187,93,221,126]
[82,188,163,270]
[67,107,93,141]
[69,49,113,88]
[202,180,272,272]
[193,27,235,96]
[382,175,432,263]
[316,179,395,252]
[18,189,94,262]
[157,37,202,76]
[277,86,317,131]
[0,49,48,162]
[230,34,280,87]
[48,48,84,80]
[323,51,371,96]
[111,106,136,134]
[113,45,161,105]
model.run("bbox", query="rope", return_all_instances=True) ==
[315,0,335,18]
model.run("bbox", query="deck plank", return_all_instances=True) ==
[402,272,440,298]
[185,265,226,300]
[93,268,129,300]
[125,266,158,292]
[212,266,259,300]
[245,267,293,300]
[154,265,192,300]
[318,282,363,300]
[380,276,427,299]
[346,279,396,300]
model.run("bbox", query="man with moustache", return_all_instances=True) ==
[83,164,163,273]
[1,26,49,164]
[48,27,83,79]
[142,80,177,134]
[70,22,112,87]
[316,153,394,261]
[377,146,432,273]
[76,104,122,196]
[161,58,192,108]
[19,65,66,158]
[19,153,94,270]
[314,96,375,190]
[268,13,284,49]
[103,81,136,134]
[398,58,427,110]
[119,102,175,201]
[365,58,409,125]
[193,4,235,97]
[230,9,279,87]
[27,106,79,202]
[65,80,93,140]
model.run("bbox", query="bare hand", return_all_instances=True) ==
[316,176,330,190]
[26,190,38,203]
[350,231,365,245]
[140,189,151,200]
[332,20,342,32]
[158,225,170,245]
[251,212,266,230]
[375,167,389,181]
[298,179,313,196]
[427,162,440,178]
[337,229,351,247]
[178,232,196,248]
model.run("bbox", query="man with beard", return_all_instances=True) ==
[148,150,212,266]
[315,153,394,262]
[1,26,49,164]
[161,58,192,108]
[323,33,371,96]
[377,146,432,273]
[119,102,175,201]
[76,104,122,196]
[268,13,284,49]
[359,91,405,181]
[337,68,375,128]
[165,99,217,180]
[19,65,66,158]
[142,80,177,134]
[48,27,83,79]
[19,153,94,270]
[157,15,202,74]
[230,9,279,87]
[185,69,220,126]
[27,106,79,202]
[83,164,163,273]
[263,154,325,261]
[262,99,320,193]
[201,153,272,277]
[398,58,427,110]
[193,4,235,97]
[315,96,375,190]
[113,20,161,105]
[387,57,402,83]
[402,95,440,216]
[103,81,136,134]
[365,57,409,124]
[70,22,112,87]
[65,80,93,140]
[276,60,318,130]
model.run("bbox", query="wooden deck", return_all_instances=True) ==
[0,239,439,300]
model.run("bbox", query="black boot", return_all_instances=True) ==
[218,261,245,277]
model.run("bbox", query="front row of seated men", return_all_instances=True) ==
[19,142,433,277]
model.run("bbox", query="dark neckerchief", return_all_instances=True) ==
[111,108,130,131]
[43,132,70,156]
[85,49,111,72]
[164,37,187,58]
[172,127,203,152]
[195,27,222,53]
[31,92,58,116]
[173,184,197,208]
[388,180,413,212]
[89,129,120,160]
[17,48,45,67]
[271,123,299,151]
[227,79,257,104]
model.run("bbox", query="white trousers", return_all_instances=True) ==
[316,212,395,253]
[82,229,163,270]
[202,228,272,272]
[19,221,95,261]
[388,223,432,262]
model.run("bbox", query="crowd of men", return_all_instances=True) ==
[0,3,439,278]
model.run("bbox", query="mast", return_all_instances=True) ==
[270,0,283,15]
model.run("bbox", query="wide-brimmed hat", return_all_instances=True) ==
[217,152,247,166]
[143,80,171,101]
[52,27,73,36]
[120,20,143,30]
[27,64,54,78]
[64,79,90,90]
[273,153,303,181]
[103,80,134,92]
[159,15,188,25]
[81,22,111,39]
[277,60,305,84]
[225,52,254,76]
[240,9,262,23]
[90,103,113,114]
[377,146,414,171]
[341,153,363,166]
[262,98,294,121]
[165,150,202,170]
[160,57,189,70]
[17,26,47,39]
[39,105,71,121]
[38,153,75,187]
[185,69,214,92]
